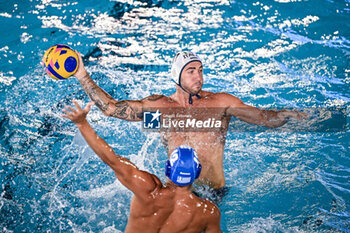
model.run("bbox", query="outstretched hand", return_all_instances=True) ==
[62,100,94,125]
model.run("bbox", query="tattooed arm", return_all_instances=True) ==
[74,53,164,121]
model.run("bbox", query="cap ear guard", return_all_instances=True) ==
[195,163,202,179]
[165,157,201,180]
[165,160,171,177]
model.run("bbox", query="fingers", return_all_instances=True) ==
[61,113,72,120]
[62,101,93,121]
[66,105,77,113]
[75,50,82,58]
[73,100,82,111]
[62,108,71,115]
[62,105,74,120]
[84,102,94,114]
[64,101,93,112]
[75,50,82,57]
[85,102,94,112]
[75,50,84,65]
[62,107,76,119]
[73,50,88,79]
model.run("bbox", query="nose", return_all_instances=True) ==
[193,70,201,81]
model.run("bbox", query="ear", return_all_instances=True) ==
[165,160,171,177]
[195,164,202,179]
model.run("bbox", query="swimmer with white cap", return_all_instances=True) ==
[62,101,222,233]
[74,51,307,193]
[171,51,203,104]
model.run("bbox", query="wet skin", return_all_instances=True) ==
[62,101,222,233]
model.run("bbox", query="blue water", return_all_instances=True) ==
[0,0,349,232]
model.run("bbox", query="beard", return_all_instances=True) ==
[181,83,202,95]
[191,82,203,94]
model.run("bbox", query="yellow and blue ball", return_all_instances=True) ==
[42,44,79,80]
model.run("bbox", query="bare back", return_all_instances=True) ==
[66,99,222,233]
[125,178,221,233]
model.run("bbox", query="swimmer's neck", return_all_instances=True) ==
[171,87,202,106]
[166,181,192,192]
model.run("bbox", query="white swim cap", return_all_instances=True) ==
[171,51,202,86]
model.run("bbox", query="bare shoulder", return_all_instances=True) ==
[193,195,220,220]
[142,94,167,102]
[185,197,221,233]
[203,198,220,217]
[131,171,164,203]
[199,90,216,98]
[202,91,243,107]
[141,94,172,108]
[213,92,240,101]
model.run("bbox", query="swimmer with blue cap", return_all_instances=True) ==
[62,101,222,233]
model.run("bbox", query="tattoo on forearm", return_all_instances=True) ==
[160,133,169,152]
[80,76,111,112]
[79,74,144,120]
[136,111,143,119]
[111,101,141,120]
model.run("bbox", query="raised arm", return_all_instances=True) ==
[221,93,307,128]
[62,101,161,200]
[74,52,164,121]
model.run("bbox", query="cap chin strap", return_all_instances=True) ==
[189,92,201,104]
[173,80,201,104]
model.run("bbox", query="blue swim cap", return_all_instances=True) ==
[165,145,202,186]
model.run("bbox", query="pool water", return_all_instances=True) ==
[0,0,349,232]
